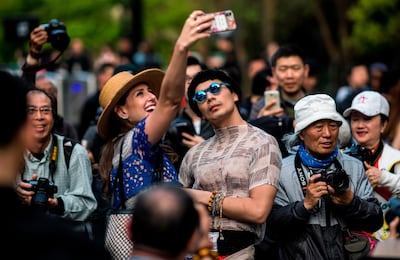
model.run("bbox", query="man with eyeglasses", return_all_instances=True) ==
[265,94,382,259]
[15,88,97,239]
[179,69,282,259]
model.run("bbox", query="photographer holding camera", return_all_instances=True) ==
[343,90,400,241]
[16,87,97,218]
[17,22,97,229]
[0,70,110,259]
[265,94,383,260]
[22,19,70,78]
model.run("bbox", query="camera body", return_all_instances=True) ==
[24,177,58,207]
[40,19,70,51]
[316,168,350,193]
[343,145,373,165]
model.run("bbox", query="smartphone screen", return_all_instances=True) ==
[208,10,237,34]
[264,90,281,110]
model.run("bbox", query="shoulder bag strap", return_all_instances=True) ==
[115,139,125,209]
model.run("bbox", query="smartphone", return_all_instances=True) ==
[175,122,195,136]
[264,90,281,110]
[208,10,237,34]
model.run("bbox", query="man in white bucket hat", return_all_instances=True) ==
[265,94,383,259]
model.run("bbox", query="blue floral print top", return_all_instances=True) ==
[110,118,178,208]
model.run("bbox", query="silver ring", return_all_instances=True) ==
[197,25,201,32]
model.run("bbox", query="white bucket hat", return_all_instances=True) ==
[343,90,389,118]
[294,94,343,133]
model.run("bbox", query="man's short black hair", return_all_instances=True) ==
[270,44,306,68]
[187,69,242,117]
[0,70,29,147]
[131,183,199,258]
[187,55,208,70]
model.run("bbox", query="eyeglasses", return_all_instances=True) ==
[192,82,230,104]
[27,106,53,116]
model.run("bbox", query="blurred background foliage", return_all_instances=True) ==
[1,0,399,94]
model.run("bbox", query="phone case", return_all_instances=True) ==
[264,90,281,110]
[208,10,237,34]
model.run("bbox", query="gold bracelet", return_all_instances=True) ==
[207,191,218,213]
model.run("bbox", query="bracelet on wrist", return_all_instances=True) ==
[29,50,41,60]
[207,191,218,213]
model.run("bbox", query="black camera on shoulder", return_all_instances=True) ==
[40,19,70,51]
[24,177,58,207]
[343,144,373,165]
[316,168,350,193]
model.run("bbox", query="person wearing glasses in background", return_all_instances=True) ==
[164,55,215,170]
[15,88,97,238]
[179,69,282,259]
[0,69,109,259]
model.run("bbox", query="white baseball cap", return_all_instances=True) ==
[294,94,343,134]
[343,90,389,118]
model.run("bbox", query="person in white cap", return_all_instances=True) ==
[343,90,400,240]
[265,93,383,260]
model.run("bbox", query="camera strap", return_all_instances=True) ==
[48,134,58,183]
[294,152,343,197]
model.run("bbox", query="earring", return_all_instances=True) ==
[121,116,128,120]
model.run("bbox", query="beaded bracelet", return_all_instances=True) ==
[211,192,225,217]
[207,191,218,213]
[192,248,219,260]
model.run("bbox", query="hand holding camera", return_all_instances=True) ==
[315,168,350,194]
[39,19,70,51]
[28,19,70,61]
[22,177,58,208]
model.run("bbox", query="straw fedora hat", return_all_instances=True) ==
[97,69,164,138]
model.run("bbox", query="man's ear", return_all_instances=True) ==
[232,92,239,102]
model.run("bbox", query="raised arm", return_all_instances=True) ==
[145,11,214,145]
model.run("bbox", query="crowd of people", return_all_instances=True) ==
[1,8,400,260]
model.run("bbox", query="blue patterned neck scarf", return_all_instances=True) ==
[298,143,338,168]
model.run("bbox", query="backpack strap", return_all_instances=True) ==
[63,137,78,170]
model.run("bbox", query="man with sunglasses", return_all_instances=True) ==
[179,69,282,259]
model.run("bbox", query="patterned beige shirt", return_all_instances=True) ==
[179,123,282,241]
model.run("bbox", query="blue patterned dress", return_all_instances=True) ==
[110,118,178,208]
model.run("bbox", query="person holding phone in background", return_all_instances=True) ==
[164,55,215,170]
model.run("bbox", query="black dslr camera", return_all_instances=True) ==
[24,177,58,207]
[343,145,373,165]
[40,19,70,51]
[316,168,350,193]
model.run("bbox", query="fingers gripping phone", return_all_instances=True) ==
[176,122,195,136]
[264,90,281,110]
[208,10,237,34]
